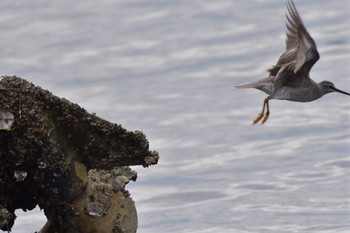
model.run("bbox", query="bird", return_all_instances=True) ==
[235,0,350,125]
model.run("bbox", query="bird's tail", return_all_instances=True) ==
[235,76,274,89]
[235,82,257,88]
[235,80,261,89]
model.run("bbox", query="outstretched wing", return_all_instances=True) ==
[268,0,319,76]
[286,0,319,74]
[285,0,300,51]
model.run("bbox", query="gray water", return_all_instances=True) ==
[0,0,349,232]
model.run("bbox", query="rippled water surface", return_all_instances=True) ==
[1,0,349,232]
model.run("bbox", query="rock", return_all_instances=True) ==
[0,76,159,232]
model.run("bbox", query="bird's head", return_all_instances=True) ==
[319,81,350,96]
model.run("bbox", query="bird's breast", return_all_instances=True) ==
[272,86,322,102]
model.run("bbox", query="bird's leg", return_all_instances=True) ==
[261,97,270,124]
[252,97,270,125]
[252,98,267,125]
[252,113,263,125]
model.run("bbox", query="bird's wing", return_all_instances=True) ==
[273,60,315,94]
[269,0,319,76]
[285,0,319,74]
[273,61,295,93]
[285,1,299,51]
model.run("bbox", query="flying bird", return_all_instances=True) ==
[236,0,350,124]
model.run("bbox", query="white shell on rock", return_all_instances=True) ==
[0,110,14,130]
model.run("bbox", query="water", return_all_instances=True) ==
[0,0,349,232]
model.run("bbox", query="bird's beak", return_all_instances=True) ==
[332,87,350,96]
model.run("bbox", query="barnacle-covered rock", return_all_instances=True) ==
[0,76,158,233]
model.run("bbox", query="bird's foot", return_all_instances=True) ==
[252,113,264,125]
[261,112,270,124]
